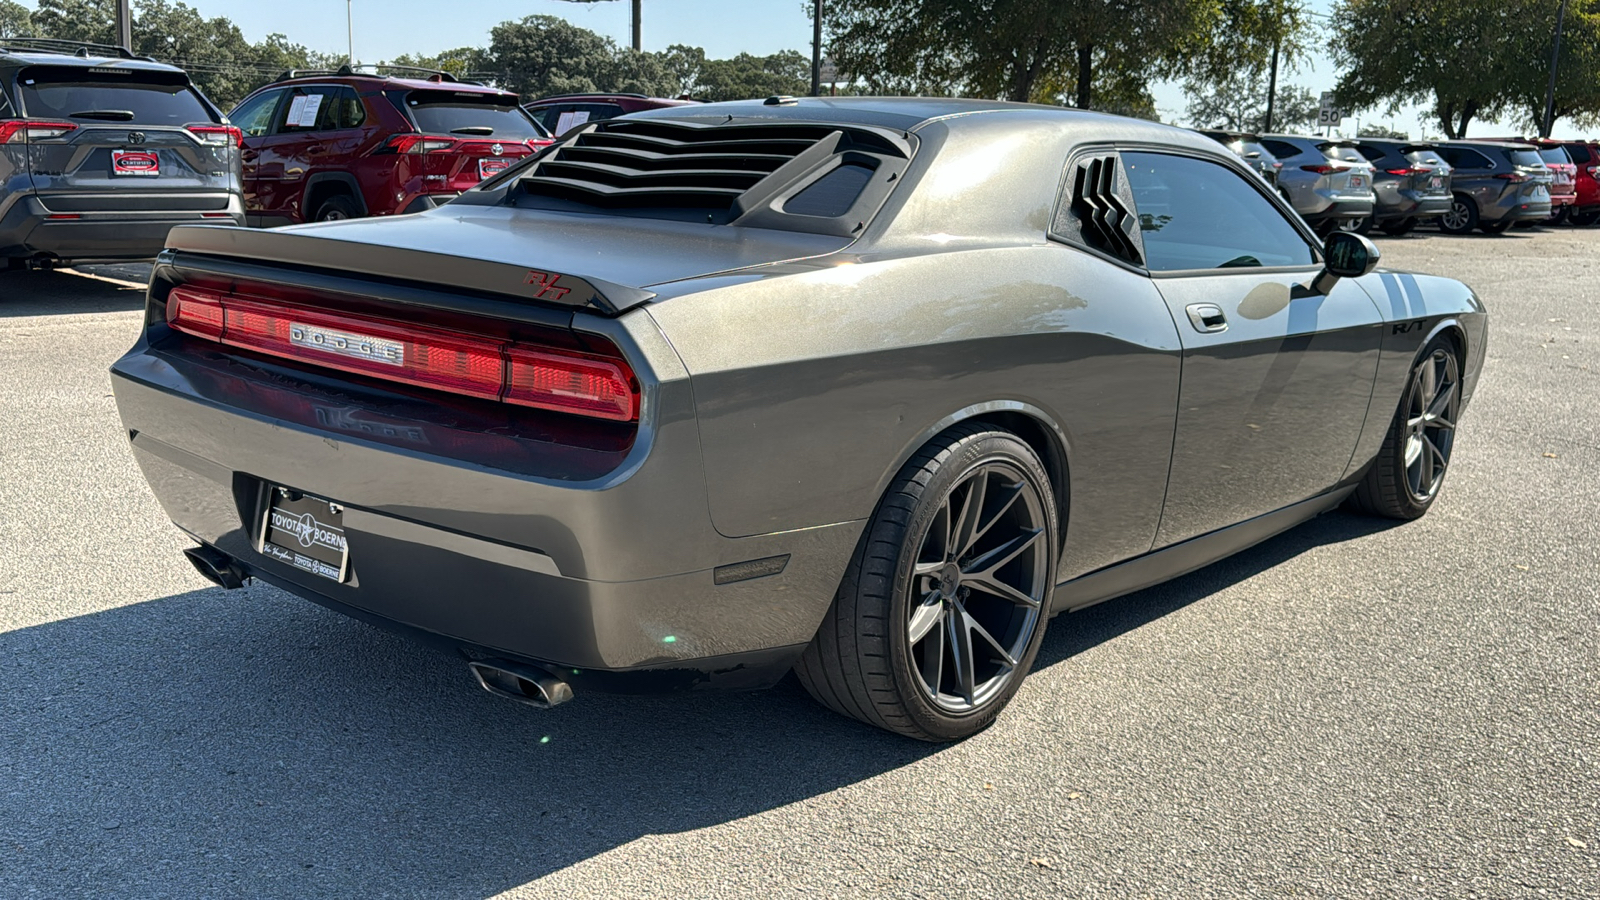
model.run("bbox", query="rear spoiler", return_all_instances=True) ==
[163,225,655,315]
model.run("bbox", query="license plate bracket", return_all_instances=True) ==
[112,149,160,177]
[478,157,512,179]
[258,486,349,582]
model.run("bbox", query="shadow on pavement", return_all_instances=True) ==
[0,269,146,317]
[0,509,1397,897]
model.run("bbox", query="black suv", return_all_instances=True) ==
[0,39,243,268]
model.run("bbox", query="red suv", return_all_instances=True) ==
[523,93,697,136]
[1559,140,1600,225]
[228,66,553,226]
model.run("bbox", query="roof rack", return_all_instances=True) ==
[532,92,651,102]
[273,63,483,86]
[0,37,154,61]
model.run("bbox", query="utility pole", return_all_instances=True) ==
[1264,37,1280,133]
[115,0,131,50]
[1541,0,1570,137]
[346,0,354,65]
[811,0,823,96]
[631,0,642,51]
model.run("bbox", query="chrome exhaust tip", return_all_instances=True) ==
[468,659,574,709]
[183,545,247,590]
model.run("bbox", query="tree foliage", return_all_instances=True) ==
[1331,0,1600,137]
[0,0,35,37]
[1185,75,1317,132]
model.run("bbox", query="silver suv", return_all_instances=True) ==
[1261,135,1377,233]
[1432,141,1553,234]
[0,40,243,269]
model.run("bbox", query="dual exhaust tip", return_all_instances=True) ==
[180,546,574,709]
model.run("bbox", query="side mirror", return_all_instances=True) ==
[1310,231,1380,294]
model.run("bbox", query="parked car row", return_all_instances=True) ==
[1196,127,1600,237]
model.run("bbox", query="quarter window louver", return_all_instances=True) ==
[1051,152,1145,266]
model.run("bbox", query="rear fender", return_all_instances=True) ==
[303,172,368,218]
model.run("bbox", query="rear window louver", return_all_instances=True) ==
[518,119,848,210]
[1055,153,1144,266]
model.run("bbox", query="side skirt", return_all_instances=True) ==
[1051,486,1356,614]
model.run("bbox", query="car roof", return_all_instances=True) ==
[1440,139,1535,149]
[0,45,184,75]
[627,96,1219,148]
[272,72,512,95]
[527,93,693,105]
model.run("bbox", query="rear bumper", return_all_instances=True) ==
[1374,189,1452,220]
[1303,197,1375,222]
[109,333,858,688]
[0,194,245,260]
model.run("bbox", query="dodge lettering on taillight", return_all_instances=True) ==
[289,323,405,366]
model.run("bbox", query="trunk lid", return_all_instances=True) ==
[17,64,236,211]
[164,205,851,314]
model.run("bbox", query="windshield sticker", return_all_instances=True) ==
[296,93,324,127]
[554,110,590,134]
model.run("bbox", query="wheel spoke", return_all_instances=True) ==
[912,560,945,577]
[1425,436,1448,485]
[919,616,945,696]
[961,603,1018,668]
[946,608,976,705]
[1419,361,1437,406]
[928,498,953,563]
[962,527,1043,580]
[1425,380,1456,421]
[965,479,1024,556]
[908,595,944,644]
[950,471,989,558]
[964,571,1042,609]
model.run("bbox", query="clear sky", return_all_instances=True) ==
[12,0,1582,139]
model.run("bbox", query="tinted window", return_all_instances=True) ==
[1320,143,1366,163]
[1405,150,1445,167]
[397,90,548,139]
[1261,139,1303,159]
[1234,141,1272,160]
[229,89,283,137]
[1123,151,1314,271]
[1536,147,1569,165]
[783,162,873,217]
[1564,143,1592,164]
[1355,144,1388,162]
[19,67,212,124]
[1439,148,1491,169]
[274,86,337,134]
[1507,149,1543,168]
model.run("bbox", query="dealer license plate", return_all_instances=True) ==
[112,149,160,177]
[258,487,349,582]
[1348,174,1366,190]
[478,157,512,179]
[1428,176,1443,191]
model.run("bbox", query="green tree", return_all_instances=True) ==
[1357,123,1409,139]
[1325,0,1596,137]
[486,14,626,97]
[0,0,36,38]
[695,51,809,101]
[824,0,1225,110]
[1186,74,1317,132]
[29,0,114,43]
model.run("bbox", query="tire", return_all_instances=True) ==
[1380,217,1417,236]
[1547,206,1570,226]
[1570,206,1600,227]
[313,194,360,222]
[794,424,1059,742]
[1439,195,1478,234]
[1351,336,1462,520]
[1355,216,1375,235]
[1480,220,1512,235]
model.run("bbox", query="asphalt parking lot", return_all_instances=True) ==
[1,230,1596,899]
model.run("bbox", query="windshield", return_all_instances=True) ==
[1319,143,1366,164]
[392,90,549,139]
[1509,149,1546,168]
[19,68,212,124]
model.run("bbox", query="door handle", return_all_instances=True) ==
[1185,303,1228,333]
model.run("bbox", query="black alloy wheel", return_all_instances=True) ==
[1353,336,1462,519]
[796,425,1058,741]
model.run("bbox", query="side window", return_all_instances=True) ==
[1567,144,1592,164]
[275,86,338,134]
[1440,148,1491,169]
[229,89,283,138]
[323,87,365,130]
[1261,139,1303,160]
[1122,151,1315,272]
[1355,144,1386,162]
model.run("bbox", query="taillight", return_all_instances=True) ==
[0,120,78,143]
[164,285,639,422]
[528,138,555,150]
[1385,166,1428,176]
[506,347,637,422]
[1494,172,1529,183]
[187,124,243,148]
[1300,164,1336,174]
[381,134,459,154]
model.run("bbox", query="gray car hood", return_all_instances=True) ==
[164,206,850,314]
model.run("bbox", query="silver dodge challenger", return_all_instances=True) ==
[111,98,1487,741]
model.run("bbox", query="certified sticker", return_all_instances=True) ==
[112,149,160,177]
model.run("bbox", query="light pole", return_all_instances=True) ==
[115,0,131,50]
[811,1,823,96]
[1541,0,1570,137]
[346,0,355,66]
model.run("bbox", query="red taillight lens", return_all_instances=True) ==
[163,285,639,421]
[1300,164,1336,174]
[166,286,225,339]
[505,347,637,422]
[527,138,554,150]
[1385,166,1428,176]
[1494,172,1528,183]
[0,120,78,143]
[384,134,459,154]
[187,124,243,148]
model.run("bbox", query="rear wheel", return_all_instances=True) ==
[313,194,360,222]
[1570,206,1600,227]
[1352,336,1461,520]
[1355,216,1375,235]
[1547,206,1570,226]
[1480,220,1512,235]
[795,425,1058,742]
[1380,217,1417,236]
[1439,195,1478,234]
